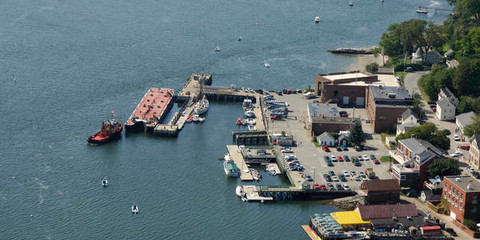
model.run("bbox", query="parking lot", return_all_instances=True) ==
[267,92,392,191]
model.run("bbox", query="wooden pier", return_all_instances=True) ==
[301,225,322,240]
[226,145,253,181]
[242,185,274,202]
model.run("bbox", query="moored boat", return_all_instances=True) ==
[224,157,240,178]
[244,110,255,118]
[102,178,108,187]
[314,16,320,23]
[131,202,139,214]
[349,1,354,6]
[236,185,246,197]
[416,8,428,14]
[194,95,209,115]
[215,46,221,52]
[242,99,253,111]
[88,111,123,145]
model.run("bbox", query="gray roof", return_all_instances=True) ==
[318,132,334,140]
[436,98,450,109]
[445,176,480,193]
[370,86,411,100]
[401,109,418,121]
[456,111,478,128]
[472,134,480,149]
[397,122,420,131]
[440,87,455,99]
[370,216,425,228]
[308,103,339,117]
[398,138,444,164]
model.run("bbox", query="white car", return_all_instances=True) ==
[342,170,350,177]
[362,155,369,161]
[284,155,297,161]
[281,148,294,153]
[331,155,337,161]
[343,184,351,191]
[454,135,460,141]
[331,176,339,182]
[450,151,462,157]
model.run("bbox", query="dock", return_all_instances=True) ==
[226,145,253,181]
[243,185,273,202]
[301,225,322,240]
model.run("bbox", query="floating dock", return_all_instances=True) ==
[301,225,322,240]
[242,185,273,202]
[125,88,174,133]
[226,145,253,181]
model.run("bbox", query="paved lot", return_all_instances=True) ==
[267,93,393,191]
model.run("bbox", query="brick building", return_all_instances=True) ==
[360,179,400,204]
[389,138,444,189]
[314,71,399,107]
[366,86,413,133]
[307,102,359,136]
[442,176,480,223]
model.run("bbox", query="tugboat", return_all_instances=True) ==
[88,110,123,145]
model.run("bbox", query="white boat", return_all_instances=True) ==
[242,99,253,111]
[236,185,246,197]
[244,110,255,118]
[131,202,139,214]
[194,95,209,115]
[304,92,315,99]
[264,63,270,68]
[244,118,256,125]
[314,16,320,23]
[224,160,240,177]
[349,1,354,6]
[192,115,200,122]
[198,117,205,123]
[215,46,221,52]
[416,8,428,14]
[247,125,256,131]
[237,36,242,41]
[102,178,108,187]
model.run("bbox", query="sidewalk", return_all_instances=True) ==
[400,195,474,240]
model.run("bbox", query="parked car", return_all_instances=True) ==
[327,183,335,190]
[338,156,344,162]
[322,146,330,152]
[362,155,369,161]
[331,155,337,162]
[281,148,293,153]
[353,160,362,167]
[443,129,451,135]
[328,171,336,176]
[355,145,362,151]
[445,228,457,237]
[336,183,344,190]
[277,91,283,95]
[358,155,364,161]
[350,170,356,176]
[305,174,313,181]
[339,175,347,182]
[313,183,320,189]
[449,151,462,157]
[286,89,292,94]
[343,155,350,162]
[454,135,460,141]
[339,111,348,117]
[373,159,380,164]
[319,184,327,190]
[284,155,297,161]
[326,160,334,167]
[370,154,376,160]
[459,145,470,150]
[324,174,332,182]
[336,147,343,151]
[331,176,339,182]
[342,145,348,151]
[343,184,351,191]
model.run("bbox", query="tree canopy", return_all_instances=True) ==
[464,116,480,137]
[396,122,450,150]
[349,121,364,146]
[428,158,461,178]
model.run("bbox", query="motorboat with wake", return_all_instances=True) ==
[131,202,139,214]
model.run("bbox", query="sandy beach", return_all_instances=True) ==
[348,54,386,72]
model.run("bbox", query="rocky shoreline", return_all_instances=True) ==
[328,46,376,55]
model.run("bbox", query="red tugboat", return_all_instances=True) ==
[88,111,123,145]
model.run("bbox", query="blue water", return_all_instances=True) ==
[0,0,450,239]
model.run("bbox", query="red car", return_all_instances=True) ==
[373,159,380,164]
[313,183,320,189]
[460,145,470,150]
[322,146,330,152]
[286,89,292,94]
[320,184,327,190]
[338,156,344,162]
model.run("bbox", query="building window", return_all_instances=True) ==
[400,175,406,181]
[473,207,477,213]
[473,196,478,204]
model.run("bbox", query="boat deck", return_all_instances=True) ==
[126,88,174,128]
[243,185,273,202]
[226,145,253,181]
[301,225,322,240]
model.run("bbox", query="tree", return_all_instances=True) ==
[418,65,454,101]
[349,121,364,146]
[455,0,480,26]
[366,63,379,73]
[464,116,480,137]
[396,123,450,150]
[454,59,480,96]
[428,158,461,178]
[463,219,478,231]
[460,27,480,55]
[411,93,424,117]
[379,24,403,58]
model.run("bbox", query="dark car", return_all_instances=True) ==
[355,145,362,151]
[445,228,457,237]
[328,171,336,176]
[339,175,347,182]
[305,174,313,181]
[277,91,283,95]
[370,154,376,160]
[327,183,335,190]
[342,145,348,151]
[344,155,350,162]
[324,174,332,182]
[353,160,362,167]
[339,111,348,117]
[443,129,451,135]
[327,161,334,167]
[336,147,343,151]
[336,183,344,190]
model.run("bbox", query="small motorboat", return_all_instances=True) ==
[102,178,108,187]
[237,36,242,41]
[236,118,243,125]
[244,111,255,118]
[314,16,320,23]
[416,8,428,14]
[192,115,200,122]
[198,117,205,123]
[131,202,139,214]
[244,118,256,125]
[215,46,221,52]
[186,115,194,123]
[349,1,354,6]
[264,63,270,68]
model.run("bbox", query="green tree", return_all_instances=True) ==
[458,96,474,114]
[454,59,480,96]
[463,219,478,231]
[366,63,379,73]
[428,158,461,178]
[379,24,403,58]
[396,123,450,150]
[455,0,480,26]
[464,116,480,137]
[411,93,424,117]
[349,121,364,146]
[460,27,480,55]
[418,66,454,101]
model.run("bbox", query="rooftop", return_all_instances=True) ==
[318,71,372,82]
[456,111,478,128]
[370,216,425,228]
[401,109,418,121]
[362,179,400,192]
[472,134,480,149]
[444,175,480,193]
[369,85,411,101]
[330,211,371,225]
[397,122,420,131]
[398,138,444,164]
[357,204,417,220]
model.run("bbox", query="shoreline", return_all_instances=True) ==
[347,54,386,72]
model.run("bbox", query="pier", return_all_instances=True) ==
[226,145,254,181]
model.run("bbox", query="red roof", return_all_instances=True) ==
[357,204,418,220]
[126,88,174,127]
[421,225,441,231]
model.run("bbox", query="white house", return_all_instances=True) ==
[316,132,335,146]
[396,109,420,136]
[456,111,478,134]
[396,121,420,136]
[436,88,458,121]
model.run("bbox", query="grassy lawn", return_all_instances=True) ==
[380,156,392,163]
[313,141,321,147]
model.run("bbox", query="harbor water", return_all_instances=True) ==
[0,0,450,239]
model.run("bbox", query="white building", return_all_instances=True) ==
[436,88,458,121]
[316,132,335,146]
[456,111,478,134]
[396,109,420,136]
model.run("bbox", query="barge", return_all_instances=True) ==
[125,88,174,133]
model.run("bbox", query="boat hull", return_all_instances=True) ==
[224,161,240,178]
[87,127,123,145]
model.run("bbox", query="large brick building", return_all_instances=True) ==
[366,85,413,133]
[389,138,444,189]
[360,179,400,204]
[315,71,399,107]
[307,102,359,136]
[442,176,480,223]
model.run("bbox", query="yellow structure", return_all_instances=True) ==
[330,211,371,230]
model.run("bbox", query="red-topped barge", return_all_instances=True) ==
[88,111,123,145]
[125,88,175,133]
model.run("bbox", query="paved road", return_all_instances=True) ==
[401,195,473,240]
